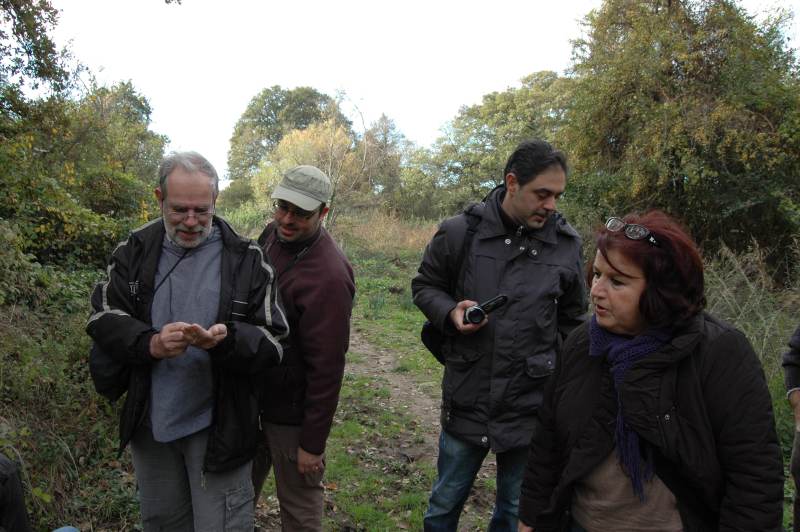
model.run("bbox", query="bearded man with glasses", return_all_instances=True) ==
[252,165,355,531]
[87,151,290,530]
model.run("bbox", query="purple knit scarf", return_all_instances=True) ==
[589,315,672,501]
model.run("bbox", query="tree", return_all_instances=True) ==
[0,0,68,92]
[250,118,369,226]
[227,85,350,181]
[2,78,167,266]
[430,71,571,213]
[60,81,167,217]
[564,0,800,258]
[356,114,404,200]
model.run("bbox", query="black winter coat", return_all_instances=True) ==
[411,189,587,452]
[86,217,289,473]
[782,324,800,391]
[518,312,784,531]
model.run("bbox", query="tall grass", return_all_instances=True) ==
[334,209,437,256]
[705,245,798,382]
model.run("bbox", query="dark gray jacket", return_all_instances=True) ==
[782,324,800,392]
[411,188,587,452]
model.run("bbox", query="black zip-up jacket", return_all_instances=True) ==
[86,217,289,472]
[518,313,784,531]
[782,324,800,392]
[412,188,587,452]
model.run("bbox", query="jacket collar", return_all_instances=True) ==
[476,187,559,245]
[628,312,705,370]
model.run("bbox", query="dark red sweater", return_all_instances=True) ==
[257,222,355,455]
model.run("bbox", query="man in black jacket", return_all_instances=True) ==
[412,140,587,531]
[87,151,289,531]
[783,324,800,531]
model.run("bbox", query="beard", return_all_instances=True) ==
[165,219,211,248]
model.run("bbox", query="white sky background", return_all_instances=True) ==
[50,0,798,182]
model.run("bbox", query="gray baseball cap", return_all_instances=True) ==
[271,165,332,211]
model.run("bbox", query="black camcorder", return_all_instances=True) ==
[463,294,508,325]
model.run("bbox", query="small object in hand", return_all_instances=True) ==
[463,294,508,324]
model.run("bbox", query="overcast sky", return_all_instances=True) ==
[50,0,797,181]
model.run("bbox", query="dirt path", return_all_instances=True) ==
[346,329,497,530]
[347,330,442,460]
[256,329,496,530]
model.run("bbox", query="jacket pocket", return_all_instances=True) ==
[443,345,487,410]
[525,351,556,379]
[224,482,255,531]
[655,405,719,487]
[500,351,555,412]
[444,343,483,367]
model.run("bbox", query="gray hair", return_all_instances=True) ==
[158,151,219,200]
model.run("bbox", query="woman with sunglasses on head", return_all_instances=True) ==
[517,210,783,532]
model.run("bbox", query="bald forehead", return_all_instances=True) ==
[162,168,216,199]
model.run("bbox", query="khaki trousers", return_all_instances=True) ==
[252,423,325,532]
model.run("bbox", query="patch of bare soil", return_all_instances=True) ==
[255,329,497,531]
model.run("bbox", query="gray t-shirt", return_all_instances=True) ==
[149,225,222,442]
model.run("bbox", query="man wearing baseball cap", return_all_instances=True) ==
[252,165,355,530]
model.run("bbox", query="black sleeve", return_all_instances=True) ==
[782,324,800,392]
[208,242,289,374]
[704,329,784,531]
[411,218,463,332]
[85,237,156,366]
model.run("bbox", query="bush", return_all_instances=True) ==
[0,219,45,306]
[217,200,269,239]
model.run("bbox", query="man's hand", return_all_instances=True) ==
[449,300,488,335]
[297,447,324,475]
[518,524,534,532]
[182,323,228,350]
[149,322,192,359]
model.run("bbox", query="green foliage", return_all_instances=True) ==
[216,176,255,212]
[217,200,268,239]
[427,71,571,214]
[1,80,166,268]
[62,81,167,217]
[0,219,43,305]
[0,0,68,92]
[227,85,351,181]
[357,114,406,204]
[564,0,800,259]
[0,267,137,530]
